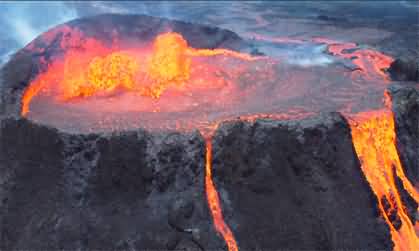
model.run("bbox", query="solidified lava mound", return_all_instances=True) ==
[0,14,418,250]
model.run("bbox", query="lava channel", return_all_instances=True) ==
[348,107,419,251]
[204,132,238,251]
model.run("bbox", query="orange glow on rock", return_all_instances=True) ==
[204,134,238,251]
[349,110,419,251]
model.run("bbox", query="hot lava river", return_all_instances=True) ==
[19,25,418,250]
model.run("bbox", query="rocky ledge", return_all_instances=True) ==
[388,59,419,82]
[0,118,227,249]
[390,84,419,187]
[211,112,393,250]
[1,110,405,250]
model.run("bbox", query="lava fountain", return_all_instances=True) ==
[21,31,264,117]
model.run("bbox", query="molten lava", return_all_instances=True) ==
[147,32,190,98]
[312,37,394,81]
[21,32,262,116]
[19,23,418,250]
[205,135,238,251]
[349,109,419,251]
[63,52,140,100]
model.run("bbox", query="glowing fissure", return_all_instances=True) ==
[348,109,419,251]
[21,32,261,116]
[204,131,238,251]
[311,38,394,80]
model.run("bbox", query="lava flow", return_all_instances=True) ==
[348,108,419,251]
[204,132,238,251]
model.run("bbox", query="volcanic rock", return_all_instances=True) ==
[388,58,419,82]
[0,113,399,250]
[211,112,393,250]
[389,84,419,187]
[0,118,224,250]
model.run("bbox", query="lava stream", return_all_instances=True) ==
[204,133,238,251]
[348,110,419,251]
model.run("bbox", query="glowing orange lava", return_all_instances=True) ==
[21,77,48,116]
[319,40,393,80]
[62,52,140,100]
[349,109,419,251]
[204,134,238,251]
[146,32,191,98]
[21,32,261,116]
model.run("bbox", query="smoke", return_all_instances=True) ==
[68,1,183,22]
[285,44,334,67]
[0,1,203,65]
[0,1,236,65]
[1,2,77,45]
[0,1,414,67]
[254,42,335,67]
[0,1,78,64]
[88,2,130,14]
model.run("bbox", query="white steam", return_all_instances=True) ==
[1,1,78,46]
[254,42,335,67]
[0,1,78,65]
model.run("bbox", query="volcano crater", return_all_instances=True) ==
[0,14,418,251]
